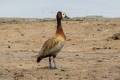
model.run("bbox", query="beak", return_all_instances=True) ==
[64,15,70,19]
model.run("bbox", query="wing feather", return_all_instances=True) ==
[39,38,60,57]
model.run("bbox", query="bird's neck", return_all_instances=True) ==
[57,18,61,26]
[56,19,66,40]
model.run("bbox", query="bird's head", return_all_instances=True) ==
[56,11,69,20]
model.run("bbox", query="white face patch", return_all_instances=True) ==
[62,12,66,18]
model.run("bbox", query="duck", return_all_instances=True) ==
[37,11,67,69]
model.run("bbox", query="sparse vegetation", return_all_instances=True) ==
[0,18,120,80]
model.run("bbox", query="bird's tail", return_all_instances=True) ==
[37,56,42,63]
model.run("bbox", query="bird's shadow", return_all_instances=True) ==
[37,66,58,70]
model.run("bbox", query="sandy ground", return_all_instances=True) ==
[0,20,120,80]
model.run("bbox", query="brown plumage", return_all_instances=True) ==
[37,11,67,69]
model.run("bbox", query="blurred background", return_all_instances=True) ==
[0,0,120,18]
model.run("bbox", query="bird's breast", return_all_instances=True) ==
[56,35,66,41]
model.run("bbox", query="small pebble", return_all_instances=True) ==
[66,39,71,41]
[8,45,11,48]
[72,43,76,45]
[75,54,79,57]
[55,73,58,75]
[59,77,63,80]
[97,60,103,62]
[21,34,24,36]
[60,69,65,72]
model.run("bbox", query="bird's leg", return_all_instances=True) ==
[49,57,52,69]
[53,57,57,69]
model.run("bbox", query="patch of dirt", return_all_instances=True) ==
[0,21,120,80]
